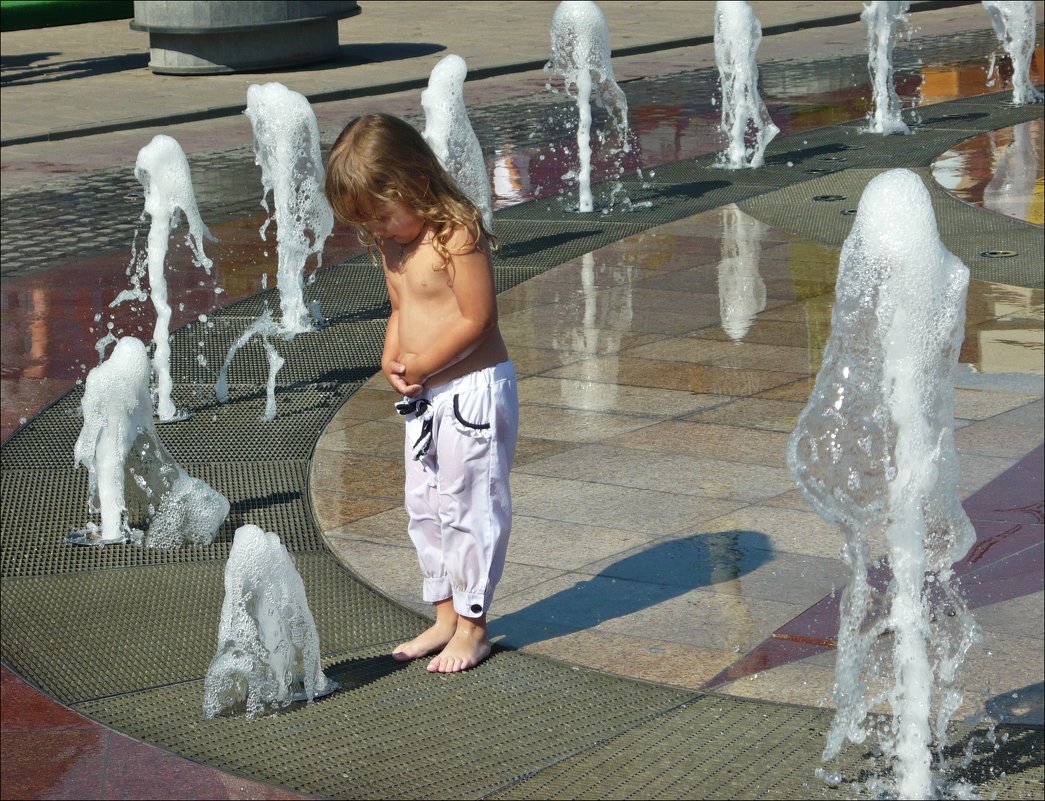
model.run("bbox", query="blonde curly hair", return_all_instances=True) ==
[325,113,497,269]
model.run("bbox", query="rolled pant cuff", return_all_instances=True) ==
[453,589,489,618]
[422,576,452,603]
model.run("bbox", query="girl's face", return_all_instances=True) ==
[366,200,425,246]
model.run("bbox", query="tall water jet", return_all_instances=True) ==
[788,169,979,799]
[203,524,338,718]
[134,134,215,421]
[422,54,494,229]
[862,1,912,134]
[71,336,230,547]
[717,204,767,340]
[245,82,334,336]
[983,0,1044,105]
[713,1,779,169]
[546,0,629,212]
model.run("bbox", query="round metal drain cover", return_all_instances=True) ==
[813,194,847,202]
[981,250,1017,258]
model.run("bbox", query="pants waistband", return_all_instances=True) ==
[423,360,515,402]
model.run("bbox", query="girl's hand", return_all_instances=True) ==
[397,352,427,389]
[384,359,423,397]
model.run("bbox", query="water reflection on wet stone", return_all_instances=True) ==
[932,118,1044,224]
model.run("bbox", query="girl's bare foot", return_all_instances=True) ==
[393,598,458,661]
[428,615,490,673]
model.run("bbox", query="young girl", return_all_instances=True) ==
[325,113,518,673]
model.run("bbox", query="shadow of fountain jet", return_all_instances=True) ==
[702,443,1044,698]
[490,530,773,649]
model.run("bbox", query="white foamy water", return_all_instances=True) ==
[245,83,334,335]
[73,337,229,547]
[203,524,337,718]
[788,170,979,799]
[422,54,494,229]
[862,1,913,134]
[547,0,629,212]
[214,309,284,421]
[714,1,779,168]
[983,1,1044,105]
[134,134,214,420]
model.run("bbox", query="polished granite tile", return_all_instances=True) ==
[513,435,582,466]
[310,419,404,459]
[502,515,656,571]
[507,627,738,691]
[325,387,402,426]
[323,507,409,542]
[608,420,792,468]
[953,388,1045,422]
[698,505,845,562]
[970,591,1045,640]
[510,473,746,535]
[594,587,809,653]
[578,537,848,608]
[500,345,589,377]
[515,443,797,503]
[713,660,837,710]
[309,489,401,531]
[683,397,805,432]
[517,404,662,443]
[308,448,404,497]
[687,317,827,347]
[955,420,1045,459]
[958,629,1045,721]
[625,337,817,374]
[548,355,805,396]
[755,376,819,402]
[989,397,1045,428]
[517,375,729,416]
[499,303,710,340]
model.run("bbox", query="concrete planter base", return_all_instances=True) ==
[131,1,360,75]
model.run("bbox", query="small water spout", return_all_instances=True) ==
[214,309,284,422]
[203,524,338,718]
[862,1,913,135]
[983,1,1044,105]
[788,169,980,798]
[134,134,215,421]
[71,336,229,547]
[714,1,779,168]
[422,54,494,229]
[245,83,334,336]
[546,1,630,212]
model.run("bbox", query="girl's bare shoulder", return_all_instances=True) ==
[444,221,487,255]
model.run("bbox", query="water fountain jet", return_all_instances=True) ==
[422,54,494,229]
[862,1,913,135]
[133,134,215,421]
[983,0,1044,105]
[546,0,630,212]
[245,82,334,336]
[71,336,229,547]
[203,524,338,718]
[788,169,981,798]
[713,1,779,169]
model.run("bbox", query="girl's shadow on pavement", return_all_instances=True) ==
[491,530,773,649]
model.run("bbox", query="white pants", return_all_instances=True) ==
[401,360,518,618]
